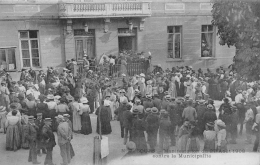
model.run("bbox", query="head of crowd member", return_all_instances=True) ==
[151,107,158,115]
[119,89,126,97]
[146,95,152,102]
[12,109,18,116]
[28,115,35,124]
[187,99,193,107]
[47,94,55,102]
[56,115,64,124]
[60,97,67,104]
[145,108,151,114]
[36,113,43,120]
[63,114,70,121]
[44,118,52,127]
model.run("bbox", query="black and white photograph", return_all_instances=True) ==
[0,0,259,165]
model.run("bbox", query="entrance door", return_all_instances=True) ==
[118,36,136,52]
[75,37,95,61]
[118,28,137,53]
[74,29,95,61]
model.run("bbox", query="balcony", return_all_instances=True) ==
[58,1,151,18]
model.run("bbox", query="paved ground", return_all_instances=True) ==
[0,101,258,165]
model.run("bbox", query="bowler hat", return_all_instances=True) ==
[151,107,158,114]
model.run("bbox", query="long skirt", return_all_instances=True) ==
[218,140,227,152]
[21,125,29,149]
[203,139,215,152]
[6,125,21,151]
[132,131,147,154]
[177,134,189,152]
[81,112,92,135]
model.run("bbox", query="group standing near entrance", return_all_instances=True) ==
[0,54,259,164]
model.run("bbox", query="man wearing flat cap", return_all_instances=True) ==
[42,118,56,165]
[26,116,41,164]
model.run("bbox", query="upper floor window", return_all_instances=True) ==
[201,25,214,57]
[19,30,41,67]
[167,26,182,58]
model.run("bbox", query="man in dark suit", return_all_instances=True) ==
[26,116,40,164]
[35,113,47,155]
[42,118,56,165]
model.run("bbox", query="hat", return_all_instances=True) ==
[126,141,136,151]
[122,73,126,77]
[63,114,70,118]
[206,122,215,128]
[184,94,190,100]
[145,108,151,113]
[134,89,140,94]
[10,103,18,110]
[237,89,242,93]
[104,100,111,107]
[44,118,52,122]
[207,104,214,109]
[132,109,139,115]
[80,97,89,104]
[165,95,171,100]
[151,107,158,114]
[55,115,64,120]
[198,100,205,105]
[63,68,68,71]
[36,113,42,116]
[160,109,167,114]
[147,80,152,85]
[216,120,226,127]
[164,91,169,95]
[146,94,152,100]
[54,95,61,100]
[28,116,35,121]
[140,73,145,77]
[226,91,231,96]
[47,94,54,100]
[105,93,111,98]
[120,89,126,93]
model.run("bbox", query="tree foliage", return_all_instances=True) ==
[212,0,260,81]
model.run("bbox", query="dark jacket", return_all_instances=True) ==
[159,117,171,135]
[123,110,133,129]
[203,110,217,126]
[42,124,56,148]
[143,100,153,110]
[152,98,162,110]
[26,123,39,143]
[115,104,128,123]
[146,114,159,133]
[35,119,44,140]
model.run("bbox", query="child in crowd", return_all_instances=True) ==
[216,119,227,152]
[186,122,200,152]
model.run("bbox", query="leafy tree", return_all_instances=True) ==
[212,0,260,81]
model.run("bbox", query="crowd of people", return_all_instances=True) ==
[0,58,260,164]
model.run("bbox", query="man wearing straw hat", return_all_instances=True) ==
[42,118,56,165]
[56,115,72,165]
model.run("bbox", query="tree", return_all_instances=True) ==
[212,0,260,81]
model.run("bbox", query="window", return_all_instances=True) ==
[201,25,214,57]
[0,48,16,71]
[167,26,182,58]
[19,30,40,67]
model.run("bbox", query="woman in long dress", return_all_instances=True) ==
[79,97,92,135]
[21,114,29,149]
[72,96,81,133]
[168,77,177,99]
[95,101,112,135]
[6,110,21,151]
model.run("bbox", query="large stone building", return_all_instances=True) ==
[0,0,235,72]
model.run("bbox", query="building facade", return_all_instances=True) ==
[0,0,235,72]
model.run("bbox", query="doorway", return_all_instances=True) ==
[118,28,137,53]
[74,29,95,61]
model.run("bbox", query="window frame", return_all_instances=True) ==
[19,30,41,68]
[200,25,216,58]
[167,25,182,59]
[0,47,17,71]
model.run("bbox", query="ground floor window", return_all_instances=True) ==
[19,30,41,67]
[0,48,16,70]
